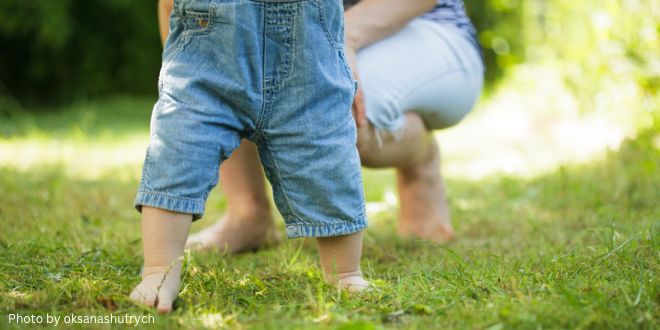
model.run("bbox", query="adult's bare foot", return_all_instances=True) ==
[185,210,280,254]
[396,138,454,243]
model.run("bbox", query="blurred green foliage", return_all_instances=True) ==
[465,0,525,83]
[0,0,161,105]
[472,0,660,98]
[0,0,658,109]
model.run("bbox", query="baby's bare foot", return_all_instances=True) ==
[325,270,370,293]
[338,274,370,293]
[129,266,181,314]
[397,139,454,243]
[185,211,280,254]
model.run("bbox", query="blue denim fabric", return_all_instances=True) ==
[134,0,367,239]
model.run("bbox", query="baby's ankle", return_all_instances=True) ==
[142,263,182,278]
[325,269,370,292]
[336,269,362,280]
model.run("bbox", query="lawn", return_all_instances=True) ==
[0,97,658,329]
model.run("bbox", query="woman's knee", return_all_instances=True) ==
[355,124,381,167]
[355,113,428,168]
[418,107,470,130]
[356,93,406,166]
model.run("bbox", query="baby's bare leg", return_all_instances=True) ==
[129,207,192,314]
[316,232,369,292]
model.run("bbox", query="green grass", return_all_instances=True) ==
[0,98,658,329]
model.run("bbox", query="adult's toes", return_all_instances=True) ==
[432,225,454,244]
[185,232,207,250]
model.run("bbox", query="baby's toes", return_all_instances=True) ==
[130,284,158,307]
[339,275,370,293]
[156,289,176,314]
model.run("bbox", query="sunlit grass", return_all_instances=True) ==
[0,136,147,180]
[0,98,152,180]
[1,131,657,328]
[1,77,658,328]
[2,66,654,183]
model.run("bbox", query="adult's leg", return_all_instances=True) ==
[186,140,278,253]
[355,19,483,243]
[357,114,452,243]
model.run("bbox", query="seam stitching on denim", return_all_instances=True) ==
[263,142,309,225]
[276,2,299,87]
[253,2,269,135]
[313,0,341,50]
[138,190,205,203]
[286,217,367,229]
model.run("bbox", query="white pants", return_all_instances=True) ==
[357,18,484,132]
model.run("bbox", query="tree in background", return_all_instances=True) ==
[0,0,658,115]
[0,0,161,105]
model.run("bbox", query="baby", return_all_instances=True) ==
[129,0,369,313]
